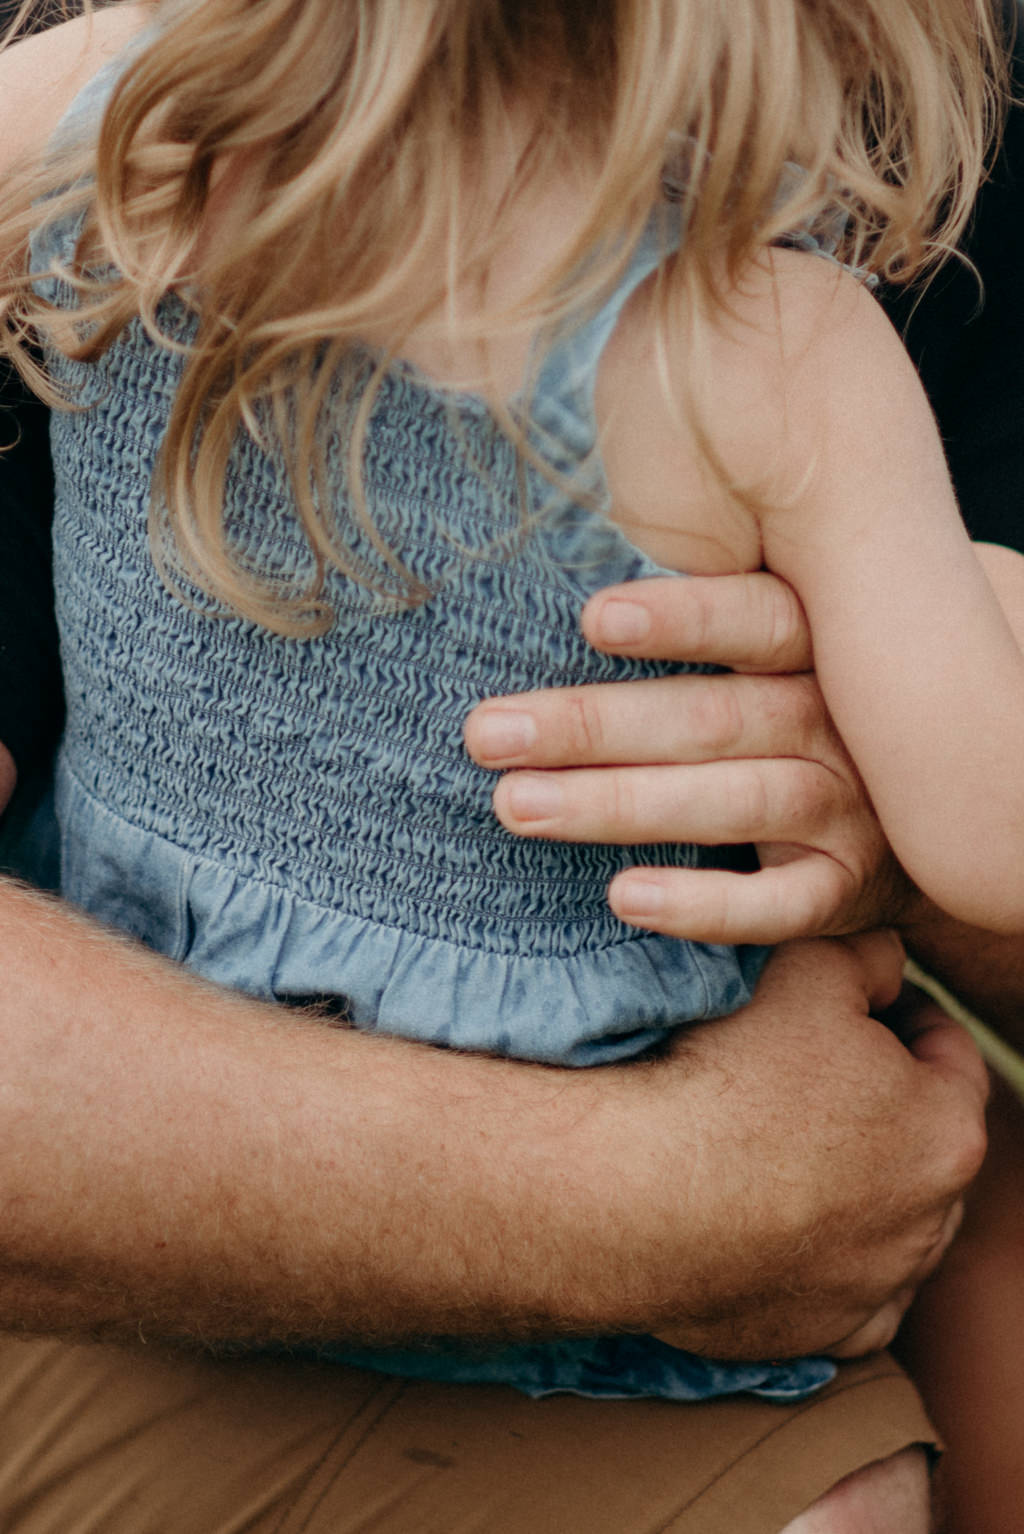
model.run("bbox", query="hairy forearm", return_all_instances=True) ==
[0,886,981,1362]
[0,876,708,1347]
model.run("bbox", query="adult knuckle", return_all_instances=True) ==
[687,680,745,754]
[921,1110,986,1201]
[563,689,607,760]
[732,768,771,837]
[947,1110,988,1188]
[785,674,830,745]
[605,770,640,832]
[761,579,806,669]
[684,582,719,654]
[796,864,848,936]
[789,762,838,833]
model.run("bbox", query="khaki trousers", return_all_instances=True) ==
[0,1335,935,1533]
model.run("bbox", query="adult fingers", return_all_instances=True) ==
[828,1288,918,1360]
[828,1196,966,1359]
[469,672,902,943]
[887,987,991,1119]
[909,1198,967,1284]
[580,572,814,673]
[901,994,993,1116]
[465,670,831,771]
[830,927,908,1013]
[606,858,864,947]
[489,756,851,847]
[881,991,989,1265]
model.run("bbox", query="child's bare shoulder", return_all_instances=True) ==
[0,2,153,173]
[745,247,924,417]
[730,246,877,346]
[692,249,915,443]
[670,249,926,521]
[594,248,890,572]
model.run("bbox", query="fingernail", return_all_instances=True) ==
[505,774,563,822]
[472,710,538,762]
[593,599,651,646]
[613,876,667,918]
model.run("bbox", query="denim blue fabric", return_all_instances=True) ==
[33,56,836,1404]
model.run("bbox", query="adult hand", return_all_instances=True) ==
[638,933,988,1361]
[0,891,983,1359]
[465,572,908,945]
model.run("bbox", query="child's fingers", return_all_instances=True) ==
[606,858,865,947]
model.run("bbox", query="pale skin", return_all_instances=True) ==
[897,1071,1024,1534]
[0,9,1007,1531]
[0,5,987,1354]
[473,551,1024,1534]
[0,589,977,1534]
[0,767,983,1360]
[884,547,1024,1534]
[13,24,1020,940]
[469,249,1024,939]
[468,570,905,944]
[461,178,1024,1534]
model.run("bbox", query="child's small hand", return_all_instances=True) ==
[464,573,909,946]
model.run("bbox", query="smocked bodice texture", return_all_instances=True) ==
[30,55,835,1403]
[47,288,773,1063]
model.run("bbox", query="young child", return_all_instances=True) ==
[0,0,1014,1403]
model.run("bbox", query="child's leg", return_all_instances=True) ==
[898,1074,1024,1534]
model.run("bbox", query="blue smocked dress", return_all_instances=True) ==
[32,57,835,1403]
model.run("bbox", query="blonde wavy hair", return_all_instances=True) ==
[0,0,1008,633]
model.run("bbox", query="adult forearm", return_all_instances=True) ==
[0,884,984,1359]
[0,876,658,1345]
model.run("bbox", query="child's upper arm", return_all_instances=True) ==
[0,3,152,176]
[701,251,1024,931]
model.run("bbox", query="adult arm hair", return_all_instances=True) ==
[0,880,984,1359]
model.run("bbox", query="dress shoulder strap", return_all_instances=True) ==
[528,205,684,459]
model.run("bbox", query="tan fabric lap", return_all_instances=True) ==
[0,1334,936,1534]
